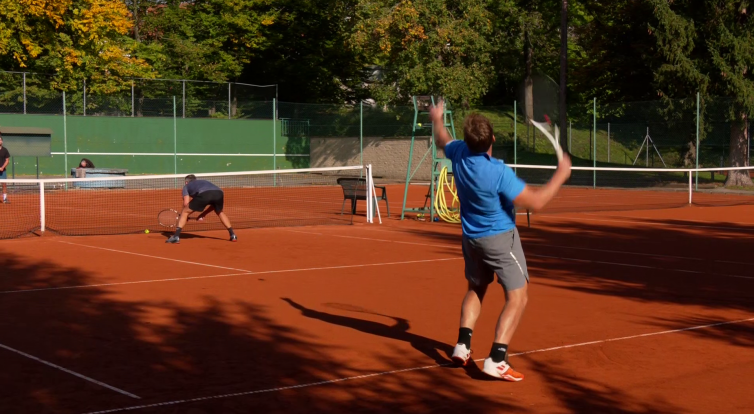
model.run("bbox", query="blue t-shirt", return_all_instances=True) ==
[182,179,221,197]
[444,140,526,239]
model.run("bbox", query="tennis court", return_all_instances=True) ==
[1,177,753,413]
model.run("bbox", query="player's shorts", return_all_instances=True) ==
[461,228,529,291]
[189,190,224,214]
[0,169,6,179]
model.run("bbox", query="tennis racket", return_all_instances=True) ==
[519,74,564,161]
[158,209,181,228]
[157,209,205,228]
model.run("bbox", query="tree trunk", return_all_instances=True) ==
[133,1,140,42]
[724,113,752,187]
[559,0,568,150]
[524,30,533,123]
[524,29,534,150]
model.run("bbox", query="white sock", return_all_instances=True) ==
[2,194,6,200]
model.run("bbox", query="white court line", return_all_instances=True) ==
[525,243,754,266]
[355,225,754,266]
[55,241,252,272]
[534,214,754,233]
[527,253,754,281]
[580,212,754,227]
[288,229,754,281]
[83,316,754,414]
[0,342,140,399]
[0,258,462,295]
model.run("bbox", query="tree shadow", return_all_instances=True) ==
[0,249,513,413]
[373,214,754,335]
[523,353,685,414]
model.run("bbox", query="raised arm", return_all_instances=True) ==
[429,99,453,150]
[513,153,572,211]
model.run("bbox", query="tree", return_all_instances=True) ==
[240,0,368,103]
[351,0,496,106]
[135,0,271,82]
[649,0,753,186]
[0,0,152,93]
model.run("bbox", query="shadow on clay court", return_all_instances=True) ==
[380,214,754,342]
[522,353,684,414]
[158,230,227,241]
[0,251,519,414]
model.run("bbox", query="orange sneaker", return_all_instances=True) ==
[482,357,524,381]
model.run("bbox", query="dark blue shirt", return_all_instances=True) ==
[444,140,526,239]
[182,180,221,197]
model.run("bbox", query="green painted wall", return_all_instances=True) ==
[0,114,309,176]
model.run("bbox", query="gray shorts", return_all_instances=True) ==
[462,228,529,291]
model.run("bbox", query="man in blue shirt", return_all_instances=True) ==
[166,174,237,244]
[430,100,571,381]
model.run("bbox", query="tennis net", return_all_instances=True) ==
[509,164,754,214]
[0,166,374,239]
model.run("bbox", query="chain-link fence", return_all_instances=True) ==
[1,70,750,174]
[0,71,276,119]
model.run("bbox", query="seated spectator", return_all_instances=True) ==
[78,158,95,169]
[75,158,95,178]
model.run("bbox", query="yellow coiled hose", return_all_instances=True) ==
[433,166,461,223]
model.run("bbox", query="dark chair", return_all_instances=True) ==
[337,177,390,217]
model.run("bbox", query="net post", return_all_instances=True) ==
[39,181,45,233]
[695,92,700,189]
[688,169,693,204]
[370,165,382,224]
[366,165,373,223]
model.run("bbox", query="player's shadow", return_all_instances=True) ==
[281,298,455,366]
[158,231,226,241]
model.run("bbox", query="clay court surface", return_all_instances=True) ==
[1,184,753,413]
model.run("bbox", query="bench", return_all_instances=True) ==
[337,177,390,217]
[70,168,129,189]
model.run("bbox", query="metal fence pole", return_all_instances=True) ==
[273,98,277,173]
[173,96,177,175]
[182,80,186,118]
[83,79,86,116]
[695,92,700,189]
[23,72,27,114]
[131,82,135,117]
[607,122,610,163]
[513,100,517,172]
[228,82,231,120]
[63,91,68,181]
[593,98,597,188]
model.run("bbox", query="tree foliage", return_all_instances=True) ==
[648,0,753,184]
[351,0,496,105]
[0,0,152,92]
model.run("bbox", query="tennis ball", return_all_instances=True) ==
[145,229,150,234]
[417,123,422,127]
